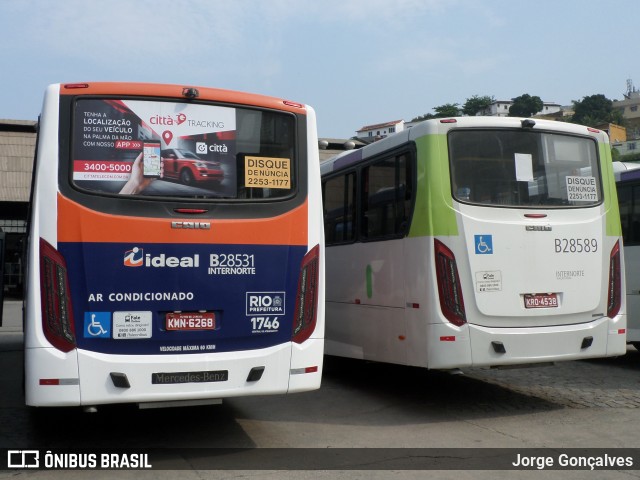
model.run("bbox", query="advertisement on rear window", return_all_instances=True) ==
[73,99,237,197]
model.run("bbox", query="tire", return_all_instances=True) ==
[180,169,194,186]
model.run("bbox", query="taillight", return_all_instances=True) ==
[40,238,76,352]
[434,239,467,326]
[292,245,320,344]
[607,240,622,318]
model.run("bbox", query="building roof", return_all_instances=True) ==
[0,120,37,202]
[356,120,403,132]
[0,119,37,127]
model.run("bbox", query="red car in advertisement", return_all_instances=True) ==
[161,148,224,185]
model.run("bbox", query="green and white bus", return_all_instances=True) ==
[321,117,625,369]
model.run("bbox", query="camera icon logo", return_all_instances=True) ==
[196,142,208,155]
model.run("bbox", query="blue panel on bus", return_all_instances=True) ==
[620,168,640,182]
[58,242,306,355]
[333,148,363,171]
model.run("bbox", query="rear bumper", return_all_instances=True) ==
[25,339,323,407]
[427,315,627,369]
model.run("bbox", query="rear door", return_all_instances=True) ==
[448,126,611,328]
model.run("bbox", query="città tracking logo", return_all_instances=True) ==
[123,247,144,267]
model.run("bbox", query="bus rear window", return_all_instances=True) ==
[449,129,602,208]
[72,98,296,200]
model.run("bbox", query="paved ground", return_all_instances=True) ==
[467,352,640,409]
[2,300,640,479]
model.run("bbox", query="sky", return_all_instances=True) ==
[1,0,639,138]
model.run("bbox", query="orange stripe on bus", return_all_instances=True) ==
[57,194,309,246]
[60,82,308,115]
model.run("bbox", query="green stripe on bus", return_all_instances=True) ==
[409,134,458,238]
[600,142,623,237]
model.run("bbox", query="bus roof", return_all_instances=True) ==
[321,116,609,176]
[56,82,308,115]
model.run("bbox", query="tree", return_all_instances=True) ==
[433,103,461,118]
[411,103,460,122]
[508,94,543,117]
[611,147,621,162]
[410,113,437,122]
[571,94,624,127]
[462,95,495,116]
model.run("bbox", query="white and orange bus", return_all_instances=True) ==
[24,82,324,409]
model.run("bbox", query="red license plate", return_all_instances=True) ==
[524,293,558,309]
[166,312,216,331]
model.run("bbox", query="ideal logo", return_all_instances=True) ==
[124,247,200,268]
[246,292,285,316]
[124,247,144,267]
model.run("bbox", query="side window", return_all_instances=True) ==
[618,184,640,245]
[618,184,631,243]
[323,173,356,245]
[618,182,640,245]
[361,153,412,241]
[632,185,640,244]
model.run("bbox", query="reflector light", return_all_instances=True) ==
[174,208,208,214]
[39,378,79,385]
[434,239,467,326]
[619,329,626,334]
[292,245,320,344]
[290,366,319,375]
[607,241,622,319]
[283,100,304,108]
[40,238,76,352]
[440,336,456,342]
[39,379,60,386]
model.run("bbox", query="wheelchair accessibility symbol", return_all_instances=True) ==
[474,235,493,255]
[84,312,111,338]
